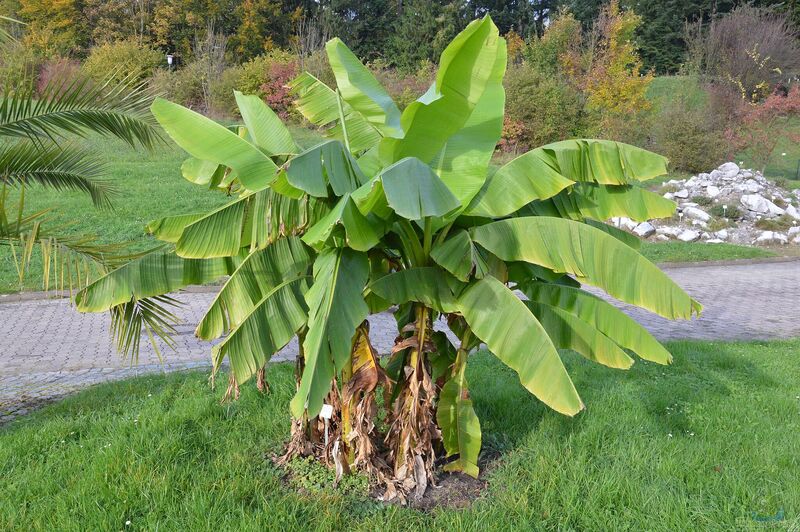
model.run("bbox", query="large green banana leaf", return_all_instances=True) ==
[539,139,668,185]
[458,276,584,416]
[234,91,298,156]
[380,16,502,165]
[291,248,370,418]
[438,364,481,477]
[289,72,381,154]
[574,183,676,222]
[196,237,313,340]
[75,251,241,312]
[465,148,576,217]
[433,32,507,207]
[583,218,641,249]
[379,157,460,220]
[525,301,634,369]
[283,140,366,198]
[326,38,403,138]
[368,266,463,313]
[148,189,329,257]
[522,282,673,364]
[212,277,309,383]
[150,98,277,191]
[302,195,383,252]
[430,229,500,282]
[471,217,702,319]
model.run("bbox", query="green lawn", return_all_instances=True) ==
[640,241,777,263]
[2,340,799,530]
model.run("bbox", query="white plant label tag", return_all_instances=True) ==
[319,404,334,420]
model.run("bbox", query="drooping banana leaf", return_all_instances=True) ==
[291,248,369,418]
[471,217,702,319]
[458,276,584,416]
[574,183,676,222]
[302,194,384,252]
[180,157,226,189]
[524,301,634,369]
[523,282,673,364]
[196,237,313,340]
[539,139,668,185]
[212,277,309,383]
[438,363,481,477]
[75,251,242,312]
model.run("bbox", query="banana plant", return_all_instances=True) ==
[75,16,701,502]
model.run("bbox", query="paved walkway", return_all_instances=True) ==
[1,260,798,423]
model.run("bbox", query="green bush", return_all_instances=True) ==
[504,63,585,149]
[0,41,40,92]
[82,39,163,84]
[149,65,205,110]
[691,195,713,206]
[754,215,795,231]
[650,95,729,174]
[708,204,742,219]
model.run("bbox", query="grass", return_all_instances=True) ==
[0,126,323,294]
[640,241,777,263]
[2,340,799,530]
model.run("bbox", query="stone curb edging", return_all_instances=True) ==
[1,256,797,305]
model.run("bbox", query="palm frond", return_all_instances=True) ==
[110,294,182,363]
[0,140,115,207]
[0,74,162,149]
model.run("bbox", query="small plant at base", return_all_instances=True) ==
[754,215,794,231]
[75,17,700,504]
[691,196,713,206]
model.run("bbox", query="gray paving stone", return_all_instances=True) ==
[1,261,798,423]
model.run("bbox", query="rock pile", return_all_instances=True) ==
[613,162,800,246]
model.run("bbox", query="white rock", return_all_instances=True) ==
[741,194,784,215]
[793,235,800,245]
[788,226,800,237]
[736,180,764,194]
[705,239,725,244]
[785,204,800,220]
[706,185,720,198]
[656,226,682,238]
[673,189,689,199]
[678,229,701,242]
[714,229,729,240]
[611,217,638,231]
[709,170,723,181]
[656,234,670,242]
[691,219,708,229]
[663,192,675,200]
[633,222,655,238]
[718,162,740,178]
[684,206,711,222]
[755,231,788,245]
[685,177,698,188]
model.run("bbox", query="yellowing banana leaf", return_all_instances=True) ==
[234,91,298,156]
[457,276,584,416]
[196,237,313,340]
[438,364,481,478]
[471,217,702,319]
[326,38,403,138]
[150,98,277,191]
[540,139,668,185]
[523,282,673,364]
[289,72,381,153]
[525,301,634,369]
[291,248,369,418]
[213,277,309,383]
[175,194,248,258]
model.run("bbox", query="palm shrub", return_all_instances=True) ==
[1,15,162,290]
[75,17,701,502]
